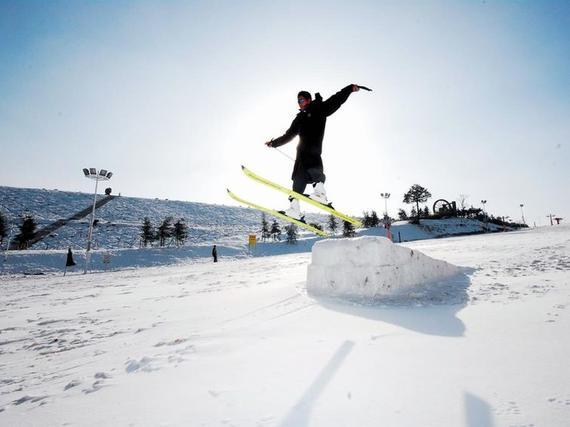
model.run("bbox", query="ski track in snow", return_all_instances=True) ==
[0,227,569,425]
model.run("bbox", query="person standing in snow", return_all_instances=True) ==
[212,245,218,263]
[64,247,76,276]
[265,84,362,220]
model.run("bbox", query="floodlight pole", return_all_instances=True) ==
[519,204,525,224]
[84,177,99,274]
[380,192,391,218]
[83,168,112,274]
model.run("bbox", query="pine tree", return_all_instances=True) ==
[270,220,281,241]
[15,214,37,249]
[261,213,270,241]
[285,224,298,244]
[370,210,380,227]
[157,216,174,247]
[0,211,7,246]
[328,214,338,235]
[403,184,432,224]
[342,220,356,238]
[362,211,372,228]
[423,206,430,218]
[398,209,408,220]
[173,218,188,246]
[140,217,156,247]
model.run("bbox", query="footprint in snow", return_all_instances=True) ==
[94,372,112,379]
[154,338,188,347]
[547,397,570,406]
[64,379,81,391]
[12,395,48,405]
[495,400,521,416]
[125,357,158,373]
[82,380,105,394]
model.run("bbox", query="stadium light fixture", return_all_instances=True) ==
[83,167,113,274]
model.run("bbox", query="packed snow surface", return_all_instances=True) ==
[1,226,569,426]
[307,236,463,300]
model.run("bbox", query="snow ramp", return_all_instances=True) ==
[307,236,463,301]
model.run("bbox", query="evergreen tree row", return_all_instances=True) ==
[140,217,188,247]
[361,210,381,228]
[398,206,430,221]
[259,213,356,243]
[260,214,282,241]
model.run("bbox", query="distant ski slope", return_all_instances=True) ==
[0,186,328,250]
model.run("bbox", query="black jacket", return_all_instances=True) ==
[66,248,76,267]
[271,85,353,180]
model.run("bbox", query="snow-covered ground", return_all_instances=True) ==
[1,225,569,426]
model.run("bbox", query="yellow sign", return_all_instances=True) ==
[248,234,257,248]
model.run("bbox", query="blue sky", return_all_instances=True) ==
[1,0,569,226]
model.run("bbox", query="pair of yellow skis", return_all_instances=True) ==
[227,166,362,237]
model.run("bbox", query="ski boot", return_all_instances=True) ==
[279,198,305,222]
[309,182,333,207]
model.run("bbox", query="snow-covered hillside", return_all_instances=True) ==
[1,186,515,275]
[0,186,509,251]
[0,225,568,426]
[1,186,330,250]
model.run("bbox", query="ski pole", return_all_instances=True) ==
[274,147,295,162]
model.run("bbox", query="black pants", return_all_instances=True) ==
[292,167,326,195]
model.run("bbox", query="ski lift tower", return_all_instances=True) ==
[82,168,113,274]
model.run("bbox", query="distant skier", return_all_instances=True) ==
[64,247,76,276]
[212,245,218,263]
[265,84,365,220]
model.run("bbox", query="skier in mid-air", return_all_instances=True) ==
[265,84,364,220]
